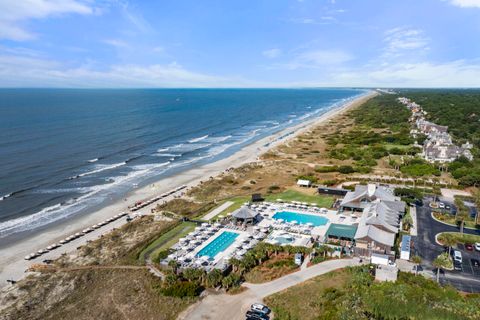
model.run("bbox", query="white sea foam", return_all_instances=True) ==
[188,134,209,143]
[69,162,126,180]
[87,158,98,163]
[0,193,11,201]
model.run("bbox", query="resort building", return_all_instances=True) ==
[339,184,405,258]
[398,97,473,163]
[339,184,398,212]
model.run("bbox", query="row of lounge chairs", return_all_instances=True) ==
[130,185,187,212]
[24,212,129,260]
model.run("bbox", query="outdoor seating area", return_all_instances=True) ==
[162,222,268,271]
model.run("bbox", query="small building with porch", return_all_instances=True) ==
[231,206,258,225]
[324,223,357,247]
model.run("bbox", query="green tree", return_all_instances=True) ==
[411,255,422,275]
[433,253,452,283]
[441,233,457,255]
[454,198,469,233]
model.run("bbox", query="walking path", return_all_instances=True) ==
[178,258,361,320]
[410,206,418,236]
[202,201,234,221]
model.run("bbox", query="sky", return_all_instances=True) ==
[0,0,479,88]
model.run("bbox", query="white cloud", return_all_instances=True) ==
[262,48,281,59]
[0,52,244,87]
[0,0,94,41]
[281,49,354,70]
[103,39,129,48]
[383,27,429,58]
[448,0,480,8]
[330,60,480,87]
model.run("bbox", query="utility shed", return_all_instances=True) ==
[400,235,411,260]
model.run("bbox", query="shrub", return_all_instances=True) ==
[161,281,201,297]
[338,165,355,174]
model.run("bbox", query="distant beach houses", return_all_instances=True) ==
[398,97,473,163]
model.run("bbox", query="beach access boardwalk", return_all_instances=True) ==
[202,201,234,221]
[178,258,362,320]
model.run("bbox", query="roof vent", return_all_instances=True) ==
[367,184,376,197]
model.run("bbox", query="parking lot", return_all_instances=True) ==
[412,200,480,293]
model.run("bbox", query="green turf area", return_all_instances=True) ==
[437,232,480,245]
[265,189,334,208]
[265,266,480,320]
[211,196,251,218]
[138,221,196,263]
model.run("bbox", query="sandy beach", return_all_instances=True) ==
[0,90,376,287]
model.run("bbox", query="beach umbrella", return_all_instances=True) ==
[261,228,269,233]
[179,238,187,243]
[291,220,298,224]
[177,256,186,262]
[306,222,314,227]
[214,222,221,227]
[201,222,209,227]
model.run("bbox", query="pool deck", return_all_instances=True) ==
[255,203,359,241]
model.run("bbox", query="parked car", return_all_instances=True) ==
[251,303,271,315]
[453,261,463,271]
[438,202,445,209]
[445,205,451,210]
[465,243,474,251]
[475,242,480,252]
[294,253,303,266]
[246,310,269,320]
[453,250,462,264]
[471,259,480,268]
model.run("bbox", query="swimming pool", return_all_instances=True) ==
[197,231,239,260]
[273,211,329,226]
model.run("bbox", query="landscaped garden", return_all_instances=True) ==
[264,266,480,320]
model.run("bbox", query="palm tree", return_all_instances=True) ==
[454,198,469,233]
[433,253,452,283]
[411,255,422,275]
[441,234,457,256]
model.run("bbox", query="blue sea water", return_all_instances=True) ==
[0,88,366,239]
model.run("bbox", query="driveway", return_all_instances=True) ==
[412,203,480,293]
[177,258,361,320]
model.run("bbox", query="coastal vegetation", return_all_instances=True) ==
[401,90,480,186]
[437,232,480,246]
[265,266,480,320]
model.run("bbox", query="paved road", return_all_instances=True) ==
[412,203,480,292]
[178,258,361,320]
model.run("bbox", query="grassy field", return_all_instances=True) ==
[432,212,478,229]
[212,196,250,218]
[264,268,350,320]
[243,253,299,283]
[265,189,334,208]
[265,267,480,320]
[138,221,196,263]
[437,232,480,245]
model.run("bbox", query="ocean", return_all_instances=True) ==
[0,88,366,239]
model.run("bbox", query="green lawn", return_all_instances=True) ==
[138,221,196,263]
[212,196,251,218]
[384,143,412,150]
[265,267,480,320]
[432,212,478,229]
[437,232,480,245]
[265,189,334,208]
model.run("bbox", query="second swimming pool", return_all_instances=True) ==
[197,231,239,260]
[273,211,329,226]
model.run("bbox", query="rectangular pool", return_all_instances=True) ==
[197,231,239,260]
[273,211,329,226]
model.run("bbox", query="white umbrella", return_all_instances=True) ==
[291,220,298,224]
[201,222,209,227]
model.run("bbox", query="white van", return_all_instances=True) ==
[453,250,462,263]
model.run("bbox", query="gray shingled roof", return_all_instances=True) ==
[232,206,257,219]
[355,224,395,247]
[340,184,396,208]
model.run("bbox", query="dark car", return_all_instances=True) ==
[453,262,463,271]
[471,259,480,268]
[465,243,474,251]
[246,310,269,320]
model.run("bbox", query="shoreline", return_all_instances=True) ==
[0,90,377,287]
